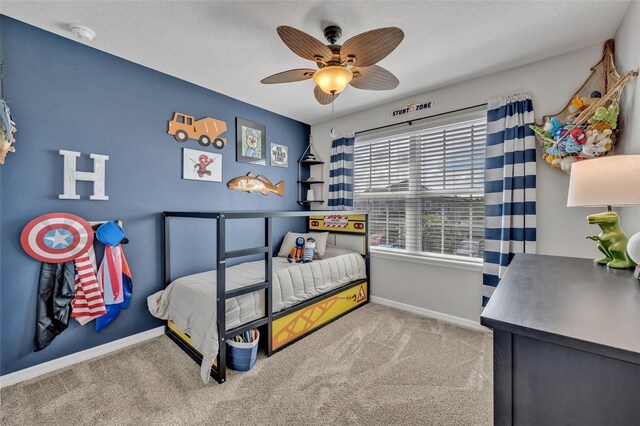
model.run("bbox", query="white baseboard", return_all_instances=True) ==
[0,326,165,389]
[370,296,491,333]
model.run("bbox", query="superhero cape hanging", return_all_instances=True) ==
[22,213,95,350]
[96,245,132,332]
[95,221,133,332]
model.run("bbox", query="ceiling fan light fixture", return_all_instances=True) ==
[313,66,353,95]
[264,25,403,104]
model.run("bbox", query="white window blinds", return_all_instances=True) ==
[354,110,486,259]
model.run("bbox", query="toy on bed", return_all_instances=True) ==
[529,39,637,174]
[302,237,319,263]
[287,236,305,263]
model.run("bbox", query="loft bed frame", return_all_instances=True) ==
[162,210,370,384]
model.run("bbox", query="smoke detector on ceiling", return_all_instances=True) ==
[69,24,96,41]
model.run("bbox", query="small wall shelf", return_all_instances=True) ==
[297,137,324,208]
[297,180,325,184]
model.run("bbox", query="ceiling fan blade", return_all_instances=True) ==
[277,26,333,63]
[314,86,340,105]
[350,65,399,90]
[340,27,404,68]
[261,68,317,84]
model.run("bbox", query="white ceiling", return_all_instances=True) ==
[2,1,631,125]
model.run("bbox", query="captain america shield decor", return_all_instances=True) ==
[20,213,94,263]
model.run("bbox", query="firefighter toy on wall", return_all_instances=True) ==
[287,236,305,263]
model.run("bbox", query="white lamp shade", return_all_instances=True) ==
[567,155,640,207]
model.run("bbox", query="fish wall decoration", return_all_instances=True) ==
[227,172,285,197]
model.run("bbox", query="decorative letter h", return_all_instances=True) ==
[59,150,109,200]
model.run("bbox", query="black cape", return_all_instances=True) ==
[35,261,75,351]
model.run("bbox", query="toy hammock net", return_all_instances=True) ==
[530,40,638,174]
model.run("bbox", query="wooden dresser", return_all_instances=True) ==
[481,254,640,426]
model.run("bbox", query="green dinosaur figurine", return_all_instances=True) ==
[586,211,636,269]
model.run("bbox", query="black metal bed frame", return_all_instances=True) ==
[162,210,370,384]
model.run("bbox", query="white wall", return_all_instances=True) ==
[311,39,640,322]
[615,0,640,157]
[614,0,640,252]
[370,253,483,322]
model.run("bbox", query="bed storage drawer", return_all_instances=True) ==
[272,281,368,351]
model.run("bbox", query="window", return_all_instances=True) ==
[354,109,486,260]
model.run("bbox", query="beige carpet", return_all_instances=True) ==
[1,304,493,425]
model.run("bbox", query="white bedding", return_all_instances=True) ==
[147,247,366,382]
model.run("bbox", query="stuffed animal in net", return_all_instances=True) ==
[302,237,319,263]
[528,40,638,174]
[287,236,305,263]
[583,128,613,157]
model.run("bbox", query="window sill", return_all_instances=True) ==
[370,248,483,272]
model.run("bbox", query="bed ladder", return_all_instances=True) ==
[215,214,273,383]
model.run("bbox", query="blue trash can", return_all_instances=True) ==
[227,330,259,371]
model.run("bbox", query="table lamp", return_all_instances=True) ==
[567,155,640,269]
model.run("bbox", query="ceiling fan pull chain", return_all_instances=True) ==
[330,101,337,139]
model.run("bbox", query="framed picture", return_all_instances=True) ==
[182,148,222,182]
[236,118,266,165]
[270,143,289,168]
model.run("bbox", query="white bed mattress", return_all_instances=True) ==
[147,246,366,382]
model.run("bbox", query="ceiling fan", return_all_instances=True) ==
[261,25,404,105]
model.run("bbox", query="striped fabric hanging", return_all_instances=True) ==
[71,246,107,325]
[483,92,537,306]
[328,136,355,210]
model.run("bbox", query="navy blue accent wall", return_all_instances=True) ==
[0,16,309,375]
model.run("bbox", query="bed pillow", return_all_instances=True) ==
[277,231,329,258]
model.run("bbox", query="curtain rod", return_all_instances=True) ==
[354,103,488,136]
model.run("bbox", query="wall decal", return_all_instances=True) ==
[59,150,109,200]
[182,148,222,182]
[168,112,227,149]
[227,172,284,197]
[236,118,266,165]
[270,143,289,168]
[390,100,434,117]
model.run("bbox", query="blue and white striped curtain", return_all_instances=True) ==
[328,137,355,210]
[483,92,537,306]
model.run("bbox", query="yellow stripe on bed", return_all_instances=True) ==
[167,321,218,367]
[272,282,368,350]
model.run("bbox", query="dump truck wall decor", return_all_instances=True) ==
[168,112,228,149]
